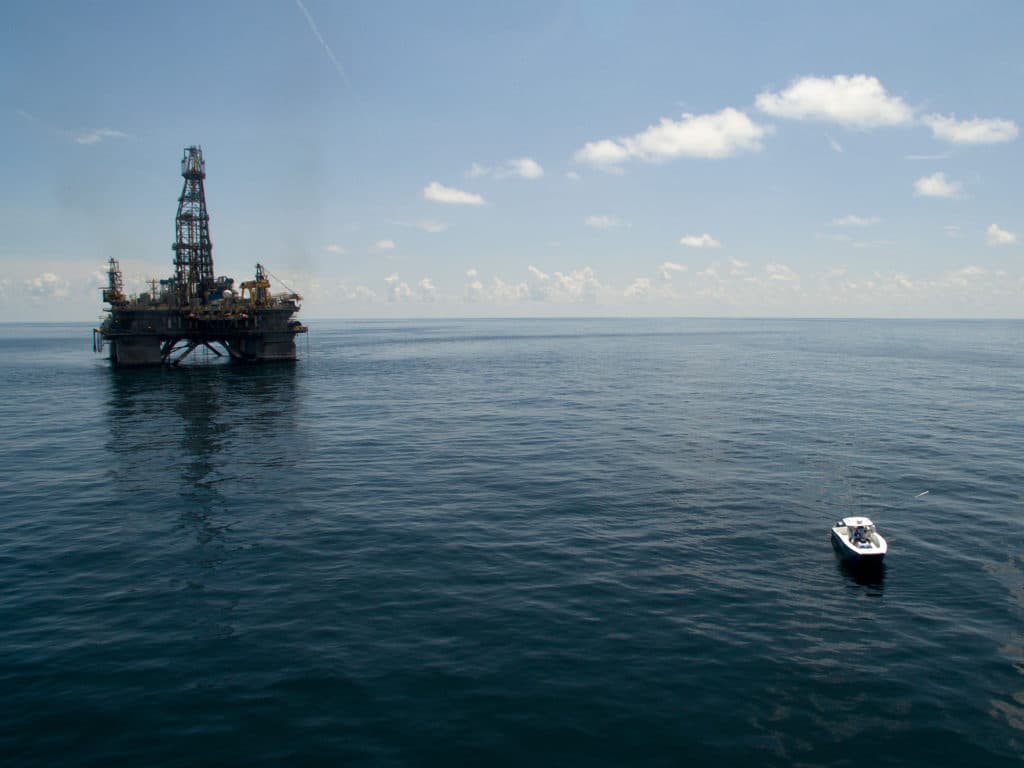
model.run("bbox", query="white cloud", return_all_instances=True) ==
[832,214,881,227]
[374,239,396,251]
[90,268,108,288]
[463,265,603,305]
[659,261,688,280]
[24,272,70,298]
[525,265,601,302]
[575,139,631,166]
[986,223,1017,246]
[894,273,915,291]
[551,267,601,302]
[924,114,1019,144]
[353,286,376,300]
[829,137,844,153]
[224,262,1024,317]
[914,172,961,198]
[330,281,377,301]
[624,277,651,299]
[574,107,767,167]
[905,152,950,161]
[680,233,722,248]
[467,157,545,180]
[946,265,986,286]
[503,157,544,179]
[466,268,532,305]
[765,263,799,283]
[584,215,621,229]
[384,273,412,301]
[463,269,491,302]
[325,244,346,254]
[75,128,128,145]
[418,277,437,301]
[566,171,581,181]
[755,74,914,128]
[491,277,531,302]
[811,264,1024,313]
[423,181,485,205]
[943,225,960,238]
[416,220,448,233]
[851,239,895,250]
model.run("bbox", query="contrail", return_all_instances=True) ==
[294,0,352,89]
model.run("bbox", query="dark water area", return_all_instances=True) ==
[0,318,1022,767]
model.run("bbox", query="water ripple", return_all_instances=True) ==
[0,319,1022,766]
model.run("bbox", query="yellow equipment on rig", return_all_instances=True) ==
[238,263,272,305]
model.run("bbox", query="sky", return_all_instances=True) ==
[2,0,1023,320]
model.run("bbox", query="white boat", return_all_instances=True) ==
[831,516,887,561]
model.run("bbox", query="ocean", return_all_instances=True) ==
[0,318,1021,766]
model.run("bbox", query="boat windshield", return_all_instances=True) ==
[850,525,872,543]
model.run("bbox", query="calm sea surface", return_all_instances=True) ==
[0,318,1021,767]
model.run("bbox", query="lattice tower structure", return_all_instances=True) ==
[102,258,126,305]
[172,146,214,305]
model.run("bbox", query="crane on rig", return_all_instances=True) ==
[238,264,272,306]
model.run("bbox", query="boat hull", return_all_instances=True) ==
[831,529,886,561]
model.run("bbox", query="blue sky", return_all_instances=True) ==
[2,0,1022,319]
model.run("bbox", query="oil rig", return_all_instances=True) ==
[94,146,307,366]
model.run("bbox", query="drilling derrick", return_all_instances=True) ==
[102,258,127,306]
[94,146,308,366]
[172,146,214,305]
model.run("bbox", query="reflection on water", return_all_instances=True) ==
[106,364,300,469]
[102,363,303,638]
[837,557,886,590]
[104,362,302,549]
